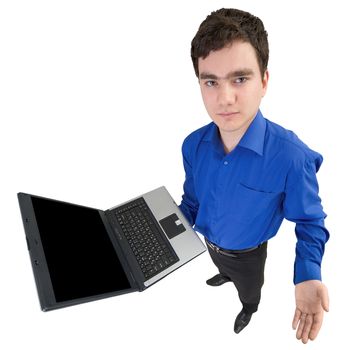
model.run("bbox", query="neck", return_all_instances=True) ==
[220,130,242,154]
[219,120,253,154]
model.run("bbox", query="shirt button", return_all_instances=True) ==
[223,161,229,165]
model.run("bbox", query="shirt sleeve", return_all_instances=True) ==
[283,153,330,285]
[179,137,199,227]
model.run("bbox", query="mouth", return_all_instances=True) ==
[217,112,239,118]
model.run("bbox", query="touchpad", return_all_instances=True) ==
[159,214,186,239]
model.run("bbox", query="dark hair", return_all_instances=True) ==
[191,8,269,80]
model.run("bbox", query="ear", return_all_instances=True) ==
[262,70,269,97]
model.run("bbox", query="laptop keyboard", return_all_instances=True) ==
[114,198,179,280]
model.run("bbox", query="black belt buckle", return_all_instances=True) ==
[207,240,238,258]
[207,239,260,257]
[220,249,238,258]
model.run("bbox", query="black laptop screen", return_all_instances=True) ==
[31,196,132,302]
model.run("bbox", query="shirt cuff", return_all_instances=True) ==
[294,259,322,284]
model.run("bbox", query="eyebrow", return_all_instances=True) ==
[199,69,254,80]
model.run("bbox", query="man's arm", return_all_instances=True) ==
[179,139,199,226]
[283,155,330,343]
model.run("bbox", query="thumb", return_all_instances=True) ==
[319,284,330,312]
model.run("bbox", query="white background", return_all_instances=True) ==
[1,0,349,349]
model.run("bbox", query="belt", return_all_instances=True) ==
[206,239,261,257]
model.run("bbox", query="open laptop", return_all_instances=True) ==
[18,186,206,311]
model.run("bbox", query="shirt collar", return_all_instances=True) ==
[238,109,266,156]
[204,123,225,156]
[204,109,266,157]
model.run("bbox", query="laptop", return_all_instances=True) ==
[17,186,206,311]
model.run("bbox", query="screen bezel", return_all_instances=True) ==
[18,192,138,311]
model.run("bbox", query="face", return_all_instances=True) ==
[198,40,268,136]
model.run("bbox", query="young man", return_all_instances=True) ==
[179,8,329,343]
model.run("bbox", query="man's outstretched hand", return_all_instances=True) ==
[293,280,329,344]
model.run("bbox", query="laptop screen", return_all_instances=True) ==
[31,196,132,302]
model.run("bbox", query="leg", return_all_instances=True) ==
[206,241,268,332]
[230,242,268,333]
[206,242,232,286]
[232,242,268,313]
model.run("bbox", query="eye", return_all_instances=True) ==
[233,77,248,84]
[204,80,217,87]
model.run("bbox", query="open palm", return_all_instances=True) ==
[293,280,329,343]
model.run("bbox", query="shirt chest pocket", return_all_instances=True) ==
[226,183,281,224]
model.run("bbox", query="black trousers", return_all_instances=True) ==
[207,241,268,314]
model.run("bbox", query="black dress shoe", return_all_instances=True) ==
[206,274,230,286]
[234,309,252,334]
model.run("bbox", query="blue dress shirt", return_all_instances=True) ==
[179,110,329,284]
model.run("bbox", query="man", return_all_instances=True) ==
[179,8,329,343]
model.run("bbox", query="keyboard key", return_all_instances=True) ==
[114,198,179,280]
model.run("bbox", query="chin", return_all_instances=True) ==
[215,120,245,133]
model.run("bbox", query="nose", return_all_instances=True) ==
[217,82,236,106]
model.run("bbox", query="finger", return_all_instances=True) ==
[296,313,307,340]
[319,286,330,312]
[309,312,324,340]
[292,308,302,330]
[301,314,313,344]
